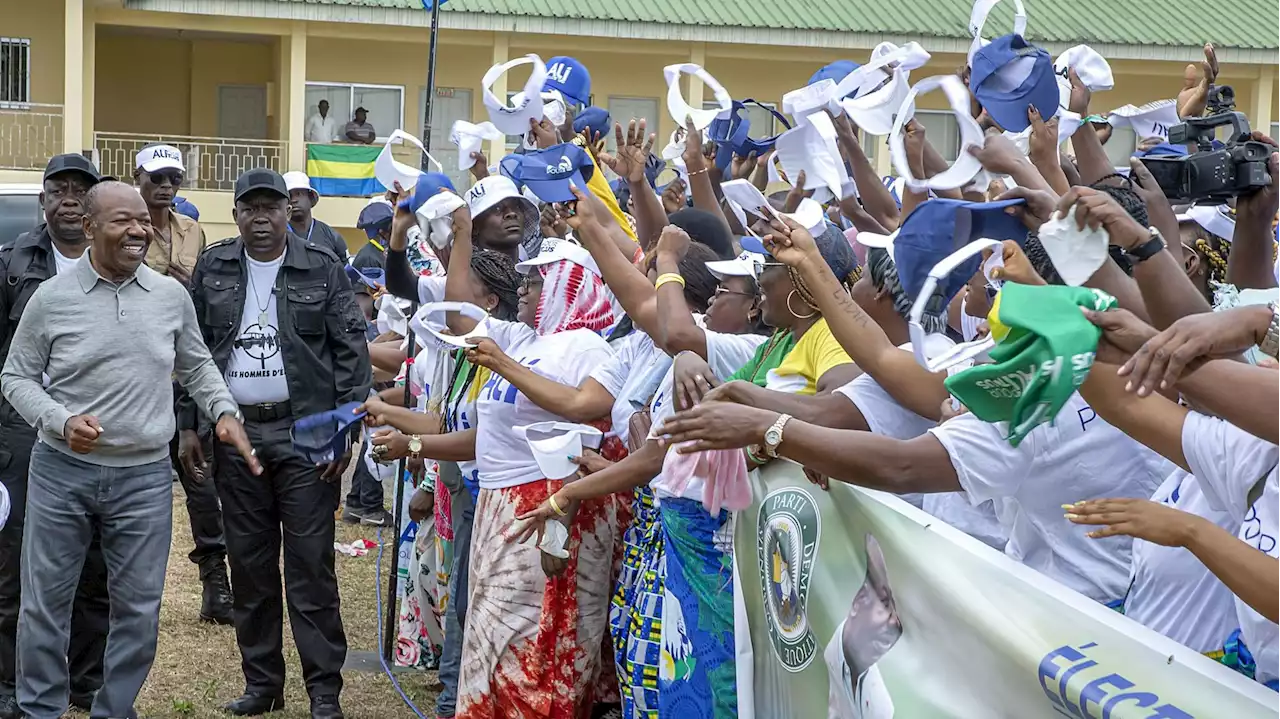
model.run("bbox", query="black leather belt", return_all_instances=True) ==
[238,401,292,423]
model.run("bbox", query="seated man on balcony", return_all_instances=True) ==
[343,107,376,145]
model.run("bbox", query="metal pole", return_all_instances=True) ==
[382,0,444,663]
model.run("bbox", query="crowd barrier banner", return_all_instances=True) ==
[732,460,1277,718]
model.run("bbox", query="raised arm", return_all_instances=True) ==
[597,120,665,253]
[832,112,899,231]
[442,205,480,336]
[385,190,421,302]
[652,225,709,358]
[680,119,732,234]
[1227,150,1279,290]
[465,337,614,423]
[766,218,950,420]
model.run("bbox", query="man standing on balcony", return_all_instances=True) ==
[343,107,376,145]
[1,179,259,719]
[0,154,111,719]
[133,143,235,628]
[283,172,350,262]
[185,169,370,719]
[306,100,338,144]
[134,144,206,287]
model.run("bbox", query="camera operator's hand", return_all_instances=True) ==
[1177,43,1219,119]
[1234,150,1278,223]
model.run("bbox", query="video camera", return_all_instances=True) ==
[1138,84,1272,204]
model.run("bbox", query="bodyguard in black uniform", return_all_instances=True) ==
[0,155,110,718]
[180,169,371,719]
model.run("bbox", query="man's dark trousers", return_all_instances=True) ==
[214,416,346,698]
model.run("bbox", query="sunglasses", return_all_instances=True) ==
[714,286,755,299]
[148,171,184,187]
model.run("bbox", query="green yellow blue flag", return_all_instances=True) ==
[306,144,384,196]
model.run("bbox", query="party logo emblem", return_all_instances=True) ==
[757,487,821,672]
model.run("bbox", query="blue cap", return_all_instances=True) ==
[1133,142,1189,158]
[707,100,792,171]
[356,202,394,239]
[499,142,595,204]
[874,198,1029,302]
[544,56,591,107]
[969,35,1058,133]
[808,60,861,88]
[290,402,366,464]
[399,172,457,215]
[173,196,199,221]
[572,106,612,140]
[345,264,386,291]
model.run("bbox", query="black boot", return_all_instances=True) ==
[310,694,344,719]
[222,692,284,715]
[200,565,234,625]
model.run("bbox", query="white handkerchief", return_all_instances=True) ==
[1038,206,1109,286]
[539,521,569,559]
[720,179,825,237]
[374,130,443,192]
[774,112,850,200]
[663,63,732,131]
[450,120,503,171]
[889,75,985,192]
[415,191,467,250]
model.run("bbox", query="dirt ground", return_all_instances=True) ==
[71,462,441,718]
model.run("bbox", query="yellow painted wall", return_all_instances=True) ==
[94,33,192,135]
[0,0,65,105]
[189,39,275,138]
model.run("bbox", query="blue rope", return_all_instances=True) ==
[374,526,430,719]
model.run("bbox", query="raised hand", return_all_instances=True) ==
[597,119,654,184]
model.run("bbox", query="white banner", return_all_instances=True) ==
[734,461,1277,718]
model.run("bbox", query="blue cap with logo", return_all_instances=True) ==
[398,171,457,215]
[859,198,1029,303]
[500,142,595,204]
[970,34,1059,133]
[544,56,591,108]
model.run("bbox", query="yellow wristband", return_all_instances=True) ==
[548,494,568,517]
[654,273,686,290]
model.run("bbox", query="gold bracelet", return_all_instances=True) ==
[688,167,709,176]
[654,273,686,290]
[548,494,568,517]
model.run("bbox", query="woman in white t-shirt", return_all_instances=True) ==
[1065,308,1279,689]
[434,209,624,718]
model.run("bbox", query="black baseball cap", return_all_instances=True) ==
[234,168,289,203]
[43,154,104,184]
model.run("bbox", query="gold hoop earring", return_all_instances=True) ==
[786,290,817,320]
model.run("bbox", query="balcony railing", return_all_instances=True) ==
[0,103,63,171]
[93,132,288,192]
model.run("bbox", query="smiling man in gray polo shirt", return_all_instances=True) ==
[0,181,260,719]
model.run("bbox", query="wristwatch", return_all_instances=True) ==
[762,414,793,459]
[1124,227,1166,264]
[1260,301,1279,360]
[407,435,423,459]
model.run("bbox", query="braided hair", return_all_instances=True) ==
[787,224,862,313]
[1193,231,1231,286]
[865,247,946,334]
[470,248,520,321]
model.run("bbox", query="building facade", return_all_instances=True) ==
[2,0,1277,244]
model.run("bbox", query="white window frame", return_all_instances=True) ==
[912,109,962,163]
[0,37,31,109]
[1270,123,1279,143]
[305,81,404,143]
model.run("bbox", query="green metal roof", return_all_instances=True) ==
[272,0,1279,50]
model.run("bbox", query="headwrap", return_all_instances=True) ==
[534,259,618,336]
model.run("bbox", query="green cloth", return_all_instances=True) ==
[944,284,1117,447]
[727,330,797,386]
